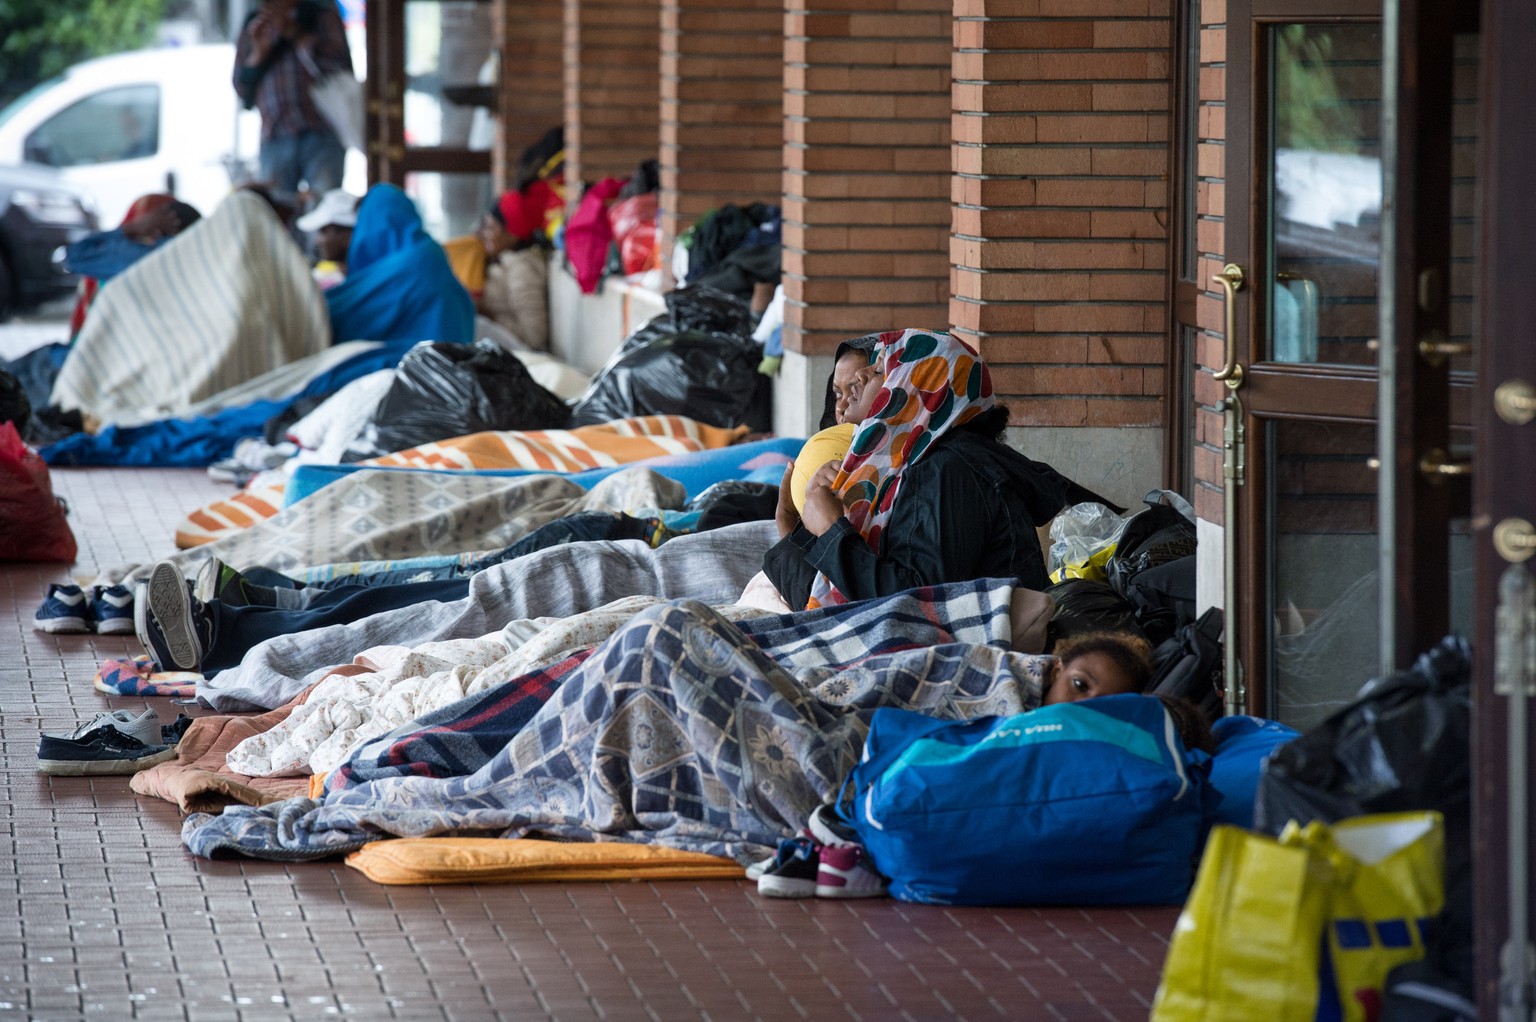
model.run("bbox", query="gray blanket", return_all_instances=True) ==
[199,520,779,712]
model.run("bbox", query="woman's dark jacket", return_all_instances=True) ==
[763,430,1110,609]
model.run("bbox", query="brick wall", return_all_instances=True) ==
[1191,0,1226,524]
[951,0,1172,429]
[781,1,954,356]
[563,0,661,188]
[660,0,784,272]
[498,0,566,190]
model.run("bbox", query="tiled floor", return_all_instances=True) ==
[2,465,1180,1021]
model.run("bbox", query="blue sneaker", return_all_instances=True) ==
[90,584,136,635]
[36,724,175,776]
[756,836,821,899]
[133,561,212,672]
[33,583,90,634]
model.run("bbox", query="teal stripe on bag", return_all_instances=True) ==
[883,710,1168,780]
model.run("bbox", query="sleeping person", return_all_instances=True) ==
[324,184,476,345]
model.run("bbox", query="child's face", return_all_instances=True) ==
[840,365,883,425]
[1043,651,1141,705]
[830,352,866,424]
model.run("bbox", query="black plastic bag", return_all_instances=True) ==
[344,340,571,461]
[1146,606,1224,719]
[0,369,30,430]
[1043,578,1147,648]
[1106,499,1197,599]
[1254,636,1473,1000]
[566,286,766,431]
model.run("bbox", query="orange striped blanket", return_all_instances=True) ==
[176,415,748,549]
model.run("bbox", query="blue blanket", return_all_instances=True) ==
[282,435,805,507]
[42,341,417,467]
[326,185,475,345]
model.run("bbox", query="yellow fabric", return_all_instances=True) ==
[790,423,856,514]
[1151,812,1444,1022]
[442,235,487,296]
[1048,542,1117,584]
[345,837,744,886]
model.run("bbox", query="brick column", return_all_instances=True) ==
[660,0,783,278]
[950,0,1171,435]
[496,0,566,190]
[782,2,954,357]
[563,0,661,188]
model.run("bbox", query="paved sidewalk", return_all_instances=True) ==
[1,465,1179,1021]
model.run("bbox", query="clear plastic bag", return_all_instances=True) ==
[1047,501,1128,583]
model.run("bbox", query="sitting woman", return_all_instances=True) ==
[324,184,476,345]
[475,191,552,351]
[765,329,1113,611]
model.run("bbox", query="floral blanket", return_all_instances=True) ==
[182,580,1042,863]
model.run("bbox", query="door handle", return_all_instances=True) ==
[1496,380,1536,425]
[1418,447,1472,484]
[1212,263,1246,389]
[1495,518,1536,564]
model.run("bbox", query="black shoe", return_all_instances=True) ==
[134,561,212,671]
[37,726,176,776]
[756,836,821,899]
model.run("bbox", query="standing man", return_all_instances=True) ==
[232,0,352,202]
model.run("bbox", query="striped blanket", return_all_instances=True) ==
[175,415,749,548]
[182,581,1040,863]
[52,192,330,428]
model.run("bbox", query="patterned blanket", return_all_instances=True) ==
[182,581,1037,862]
[99,464,688,589]
[52,192,330,428]
[175,415,749,548]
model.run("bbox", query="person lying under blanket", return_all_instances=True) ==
[181,580,1134,861]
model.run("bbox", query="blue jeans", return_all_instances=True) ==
[259,129,345,197]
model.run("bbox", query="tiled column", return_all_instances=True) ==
[563,0,661,187]
[782,2,954,358]
[660,0,783,278]
[496,0,566,189]
[950,0,1171,434]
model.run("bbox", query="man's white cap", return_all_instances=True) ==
[296,189,360,232]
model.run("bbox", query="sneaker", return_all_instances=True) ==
[36,726,175,776]
[44,708,162,748]
[806,803,861,848]
[756,836,820,899]
[193,557,243,605]
[814,843,887,899]
[90,584,136,635]
[33,583,90,634]
[135,561,209,672]
[160,713,195,746]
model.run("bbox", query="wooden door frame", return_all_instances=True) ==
[363,0,493,188]
[1473,0,1536,1010]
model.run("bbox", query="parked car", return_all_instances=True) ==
[0,163,97,320]
[0,45,259,227]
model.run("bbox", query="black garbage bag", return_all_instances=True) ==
[566,286,765,431]
[1043,578,1147,648]
[0,369,30,430]
[1254,636,1473,1004]
[1106,498,1197,600]
[343,340,571,461]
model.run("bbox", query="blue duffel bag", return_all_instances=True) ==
[848,694,1216,906]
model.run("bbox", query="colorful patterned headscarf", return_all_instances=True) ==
[806,328,995,609]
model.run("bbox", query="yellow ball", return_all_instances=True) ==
[792,423,857,513]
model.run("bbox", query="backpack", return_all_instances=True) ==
[1147,606,1224,720]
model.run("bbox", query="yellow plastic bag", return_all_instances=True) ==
[1151,812,1444,1022]
[1150,824,1332,1022]
[1304,812,1445,1022]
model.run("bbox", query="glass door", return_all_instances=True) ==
[1221,0,1472,726]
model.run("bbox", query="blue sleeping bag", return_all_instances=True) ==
[848,694,1217,906]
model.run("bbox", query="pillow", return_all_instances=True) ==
[1208,715,1300,828]
[791,422,856,512]
[345,837,744,885]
